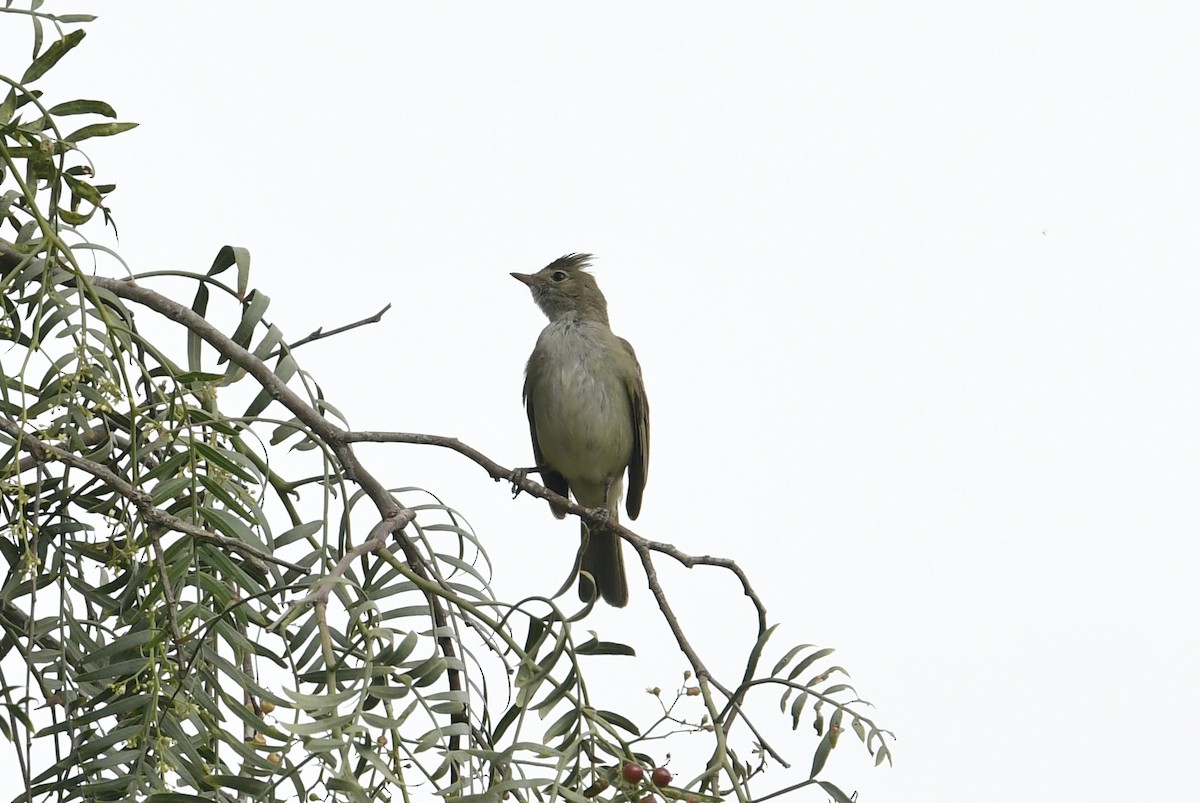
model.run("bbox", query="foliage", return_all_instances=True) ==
[0,6,892,802]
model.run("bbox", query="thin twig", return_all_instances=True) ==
[269,304,392,359]
[148,525,185,656]
[268,510,408,629]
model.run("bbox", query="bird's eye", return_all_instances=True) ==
[551,270,568,282]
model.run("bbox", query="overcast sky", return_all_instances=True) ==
[4,3,1199,801]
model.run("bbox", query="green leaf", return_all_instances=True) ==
[74,657,147,683]
[62,173,105,206]
[197,505,265,550]
[0,90,16,125]
[244,353,296,418]
[64,121,138,143]
[789,691,809,729]
[771,641,814,676]
[192,440,260,483]
[852,717,866,743]
[491,704,521,743]
[209,244,251,297]
[787,647,836,681]
[209,776,270,795]
[817,781,856,803]
[809,730,834,778]
[533,667,576,716]
[277,715,355,737]
[69,693,152,727]
[575,638,635,657]
[21,29,86,83]
[542,707,579,742]
[595,709,640,736]
[228,289,270,354]
[352,743,405,787]
[81,628,159,665]
[276,519,323,547]
[48,99,117,117]
[57,207,92,226]
[150,476,191,505]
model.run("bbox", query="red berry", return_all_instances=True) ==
[640,796,657,803]
[651,767,672,787]
[622,763,644,784]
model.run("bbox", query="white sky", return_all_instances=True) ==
[4,2,1200,801]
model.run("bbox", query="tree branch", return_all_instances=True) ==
[343,428,777,779]
[270,304,392,359]
[86,275,472,775]
[0,415,303,572]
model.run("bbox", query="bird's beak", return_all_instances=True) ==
[510,272,537,287]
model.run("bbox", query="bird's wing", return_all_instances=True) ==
[523,373,571,518]
[620,337,650,519]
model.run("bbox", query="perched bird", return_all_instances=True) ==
[512,254,649,607]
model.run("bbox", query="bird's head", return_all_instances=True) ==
[511,253,609,323]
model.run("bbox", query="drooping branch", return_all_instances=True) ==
[85,274,472,770]
[0,415,303,572]
[343,430,768,630]
[342,427,778,784]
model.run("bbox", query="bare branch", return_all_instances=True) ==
[345,429,768,631]
[269,303,392,359]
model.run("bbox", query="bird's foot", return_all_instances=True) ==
[585,506,612,529]
[509,467,532,499]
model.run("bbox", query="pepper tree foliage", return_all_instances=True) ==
[0,7,893,803]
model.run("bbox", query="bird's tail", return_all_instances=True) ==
[579,520,628,608]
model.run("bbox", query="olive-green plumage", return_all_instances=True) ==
[512,254,649,607]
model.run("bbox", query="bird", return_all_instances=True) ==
[512,253,649,607]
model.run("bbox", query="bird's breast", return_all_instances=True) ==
[528,320,635,486]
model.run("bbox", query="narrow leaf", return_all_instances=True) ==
[48,99,117,117]
[788,647,836,681]
[64,121,138,143]
[22,30,86,83]
[595,709,640,736]
[809,731,834,778]
[818,781,856,803]
[208,244,251,297]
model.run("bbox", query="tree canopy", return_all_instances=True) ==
[0,7,891,802]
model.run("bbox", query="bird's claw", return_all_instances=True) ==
[586,506,611,528]
[509,467,530,499]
